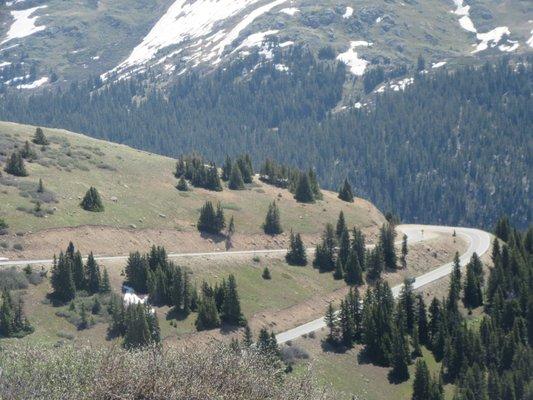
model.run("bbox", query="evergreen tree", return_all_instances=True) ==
[463,264,483,310]
[313,224,336,272]
[263,201,282,235]
[100,268,111,293]
[285,231,307,266]
[92,297,102,314]
[243,324,253,347]
[221,155,232,181]
[37,178,44,193]
[123,303,152,349]
[333,257,344,280]
[294,173,314,203]
[351,228,366,270]
[412,360,431,400]
[338,228,350,266]
[195,296,221,331]
[176,176,189,191]
[400,234,408,269]
[416,294,430,346]
[20,141,36,159]
[228,163,245,190]
[79,303,89,330]
[197,201,225,234]
[366,245,384,282]
[448,252,462,310]
[0,290,14,337]
[399,278,416,334]
[85,253,101,294]
[308,169,322,200]
[344,249,364,286]
[236,154,254,184]
[336,211,347,239]
[380,223,397,270]
[262,267,271,280]
[324,301,338,344]
[412,323,423,358]
[71,250,86,291]
[32,127,49,145]
[50,253,76,302]
[338,299,355,346]
[80,187,104,212]
[338,178,354,202]
[221,275,245,326]
[390,325,411,382]
[4,152,28,177]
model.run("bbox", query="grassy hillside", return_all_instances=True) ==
[0,121,384,257]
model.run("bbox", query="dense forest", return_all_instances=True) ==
[0,51,530,228]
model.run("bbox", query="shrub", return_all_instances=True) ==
[0,268,29,291]
[80,187,104,212]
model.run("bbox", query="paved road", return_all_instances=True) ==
[275,224,491,344]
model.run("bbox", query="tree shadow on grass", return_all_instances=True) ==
[166,307,190,322]
[199,231,227,245]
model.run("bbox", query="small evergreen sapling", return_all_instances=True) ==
[32,127,49,145]
[285,231,307,266]
[262,267,272,280]
[338,178,354,202]
[176,176,189,191]
[4,152,28,177]
[263,201,283,235]
[80,187,104,212]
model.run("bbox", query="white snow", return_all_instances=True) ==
[452,0,476,33]
[106,0,288,78]
[16,76,48,89]
[390,77,413,91]
[472,26,510,53]
[498,41,519,52]
[431,61,447,69]
[0,62,11,69]
[375,16,383,24]
[1,6,48,45]
[336,41,372,76]
[234,30,279,51]
[343,7,354,19]
[280,7,299,16]
[279,40,294,48]
[527,30,533,48]
[274,63,289,72]
[124,292,148,306]
[354,102,362,109]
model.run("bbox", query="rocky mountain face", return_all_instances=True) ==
[1,0,531,92]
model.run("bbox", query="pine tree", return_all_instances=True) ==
[237,155,254,184]
[448,252,462,310]
[32,127,49,145]
[336,211,347,239]
[294,173,314,203]
[390,326,411,382]
[351,228,366,269]
[85,252,101,294]
[100,268,111,293]
[221,275,245,326]
[50,253,76,302]
[37,178,44,193]
[243,324,253,347]
[176,176,189,191]
[401,234,408,269]
[197,201,225,234]
[195,296,221,331]
[79,303,89,330]
[344,249,364,286]
[338,228,350,266]
[221,155,232,181]
[71,250,86,291]
[412,323,422,358]
[285,231,307,266]
[463,264,483,310]
[416,294,429,346]
[20,141,36,159]
[338,299,355,346]
[412,360,431,400]
[228,163,245,190]
[80,187,104,212]
[308,169,322,200]
[313,224,336,272]
[263,201,282,235]
[262,267,271,280]
[366,245,384,282]
[4,152,28,177]
[380,223,397,270]
[338,178,354,202]
[399,278,416,334]
[123,303,152,349]
[0,290,14,337]
[324,301,338,344]
[333,257,344,280]
[92,297,102,314]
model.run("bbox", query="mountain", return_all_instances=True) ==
[0,0,531,91]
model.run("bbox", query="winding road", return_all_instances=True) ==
[275,224,491,344]
[0,224,491,344]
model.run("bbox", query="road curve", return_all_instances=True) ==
[275,224,491,344]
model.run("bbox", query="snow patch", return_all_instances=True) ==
[279,40,294,48]
[274,63,289,72]
[105,0,288,79]
[390,77,413,91]
[431,61,447,69]
[375,16,382,24]
[343,7,354,19]
[337,41,372,76]
[16,76,48,89]
[498,41,519,52]
[527,30,533,48]
[472,26,510,53]
[280,7,299,16]
[452,0,476,33]
[0,61,11,69]
[1,6,48,45]
[234,30,279,51]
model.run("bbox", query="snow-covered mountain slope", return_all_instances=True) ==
[0,0,531,88]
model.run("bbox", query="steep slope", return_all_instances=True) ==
[0,0,531,89]
[0,121,384,258]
